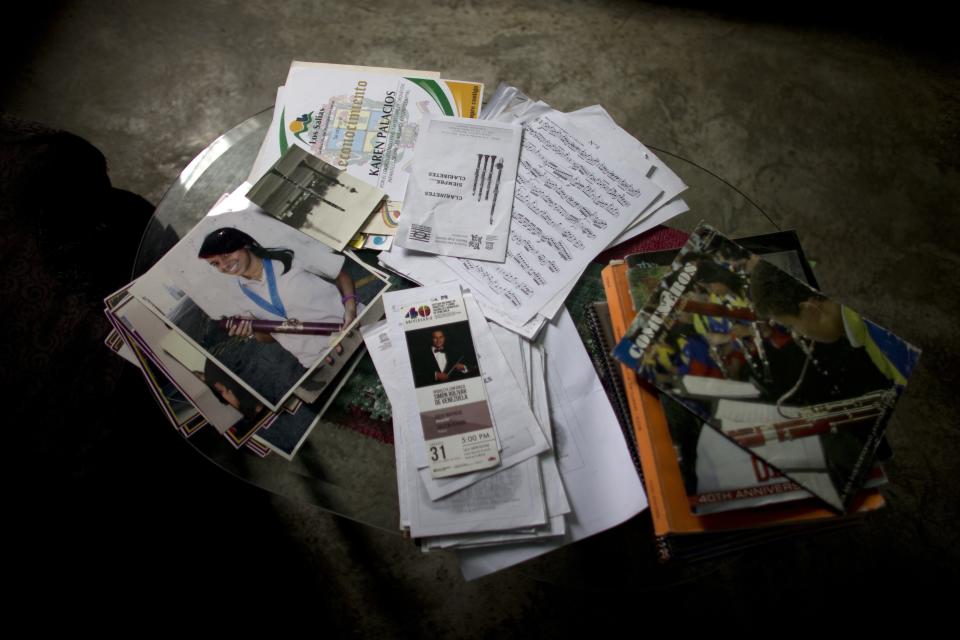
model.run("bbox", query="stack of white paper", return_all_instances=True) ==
[380,84,691,339]
[361,280,647,578]
[105,184,393,459]
[365,86,681,577]
[364,282,567,547]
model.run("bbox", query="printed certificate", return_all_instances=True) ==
[250,63,483,210]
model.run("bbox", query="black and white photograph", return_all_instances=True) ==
[246,145,385,252]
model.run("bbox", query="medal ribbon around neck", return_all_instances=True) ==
[238,258,287,319]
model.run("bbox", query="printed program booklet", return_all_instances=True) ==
[395,115,522,262]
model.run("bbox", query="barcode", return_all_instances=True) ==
[409,224,431,243]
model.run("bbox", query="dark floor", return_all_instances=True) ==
[5,0,959,632]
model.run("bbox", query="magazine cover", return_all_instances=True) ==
[625,230,838,514]
[614,223,920,511]
[131,186,390,412]
[600,259,888,548]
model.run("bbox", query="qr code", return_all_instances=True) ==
[408,224,431,243]
[468,234,482,250]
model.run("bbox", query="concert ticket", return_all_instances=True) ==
[385,283,501,478]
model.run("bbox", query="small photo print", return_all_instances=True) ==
[404,320,480,389]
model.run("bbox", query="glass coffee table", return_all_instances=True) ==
[134,108,781,553]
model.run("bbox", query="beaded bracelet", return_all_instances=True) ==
[341,293,359,304]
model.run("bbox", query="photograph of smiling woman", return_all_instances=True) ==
[196,226,357,368]
[130,186,390,411]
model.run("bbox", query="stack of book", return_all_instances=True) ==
[104,183,393,459]
[592,227,919,561]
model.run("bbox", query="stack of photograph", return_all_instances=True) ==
[104,184,393,459]
[598,226,921,561]
[103,59,489,459]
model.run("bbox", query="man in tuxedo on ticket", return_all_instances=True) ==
[410,327,476,388]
